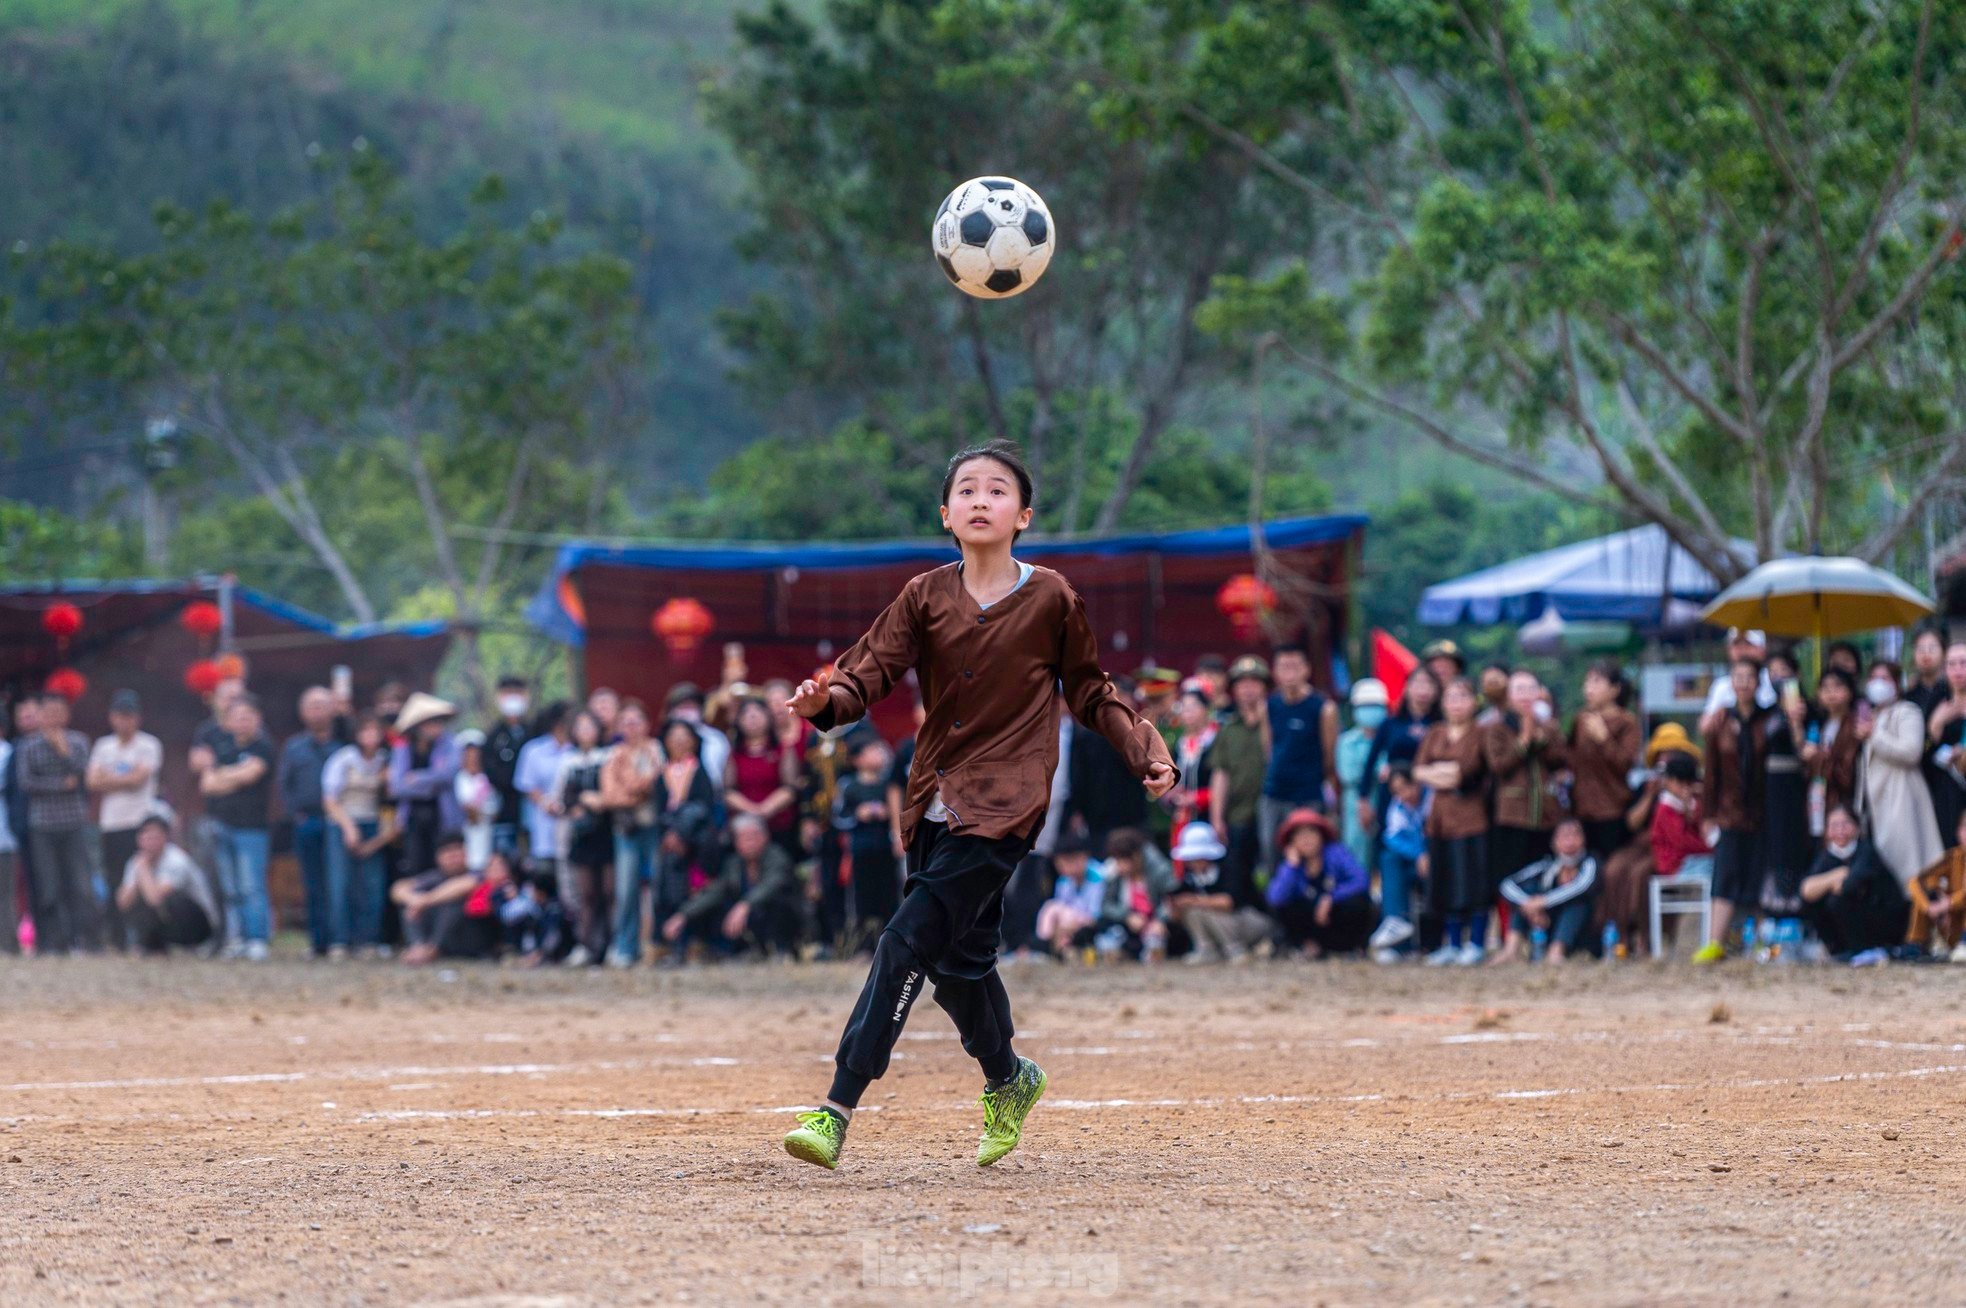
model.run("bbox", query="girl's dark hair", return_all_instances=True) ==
[1387,764,1416,788]
[942,440,1033,512]
[660,718,701,753]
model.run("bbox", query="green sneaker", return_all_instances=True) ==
[783,1108,847,1170]
[976,1057,1047,1167]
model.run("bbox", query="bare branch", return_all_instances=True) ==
[1827,0,1933,327]
[1613,380,1731,546]
[1600,310,1754,445]
[1857,428,1966,562]
[1275,342,1598,508]
[1830,209,1964,372]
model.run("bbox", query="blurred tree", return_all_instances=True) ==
[1152,0,1966,582]
[3,152,648,711]
[705,0,1307,532]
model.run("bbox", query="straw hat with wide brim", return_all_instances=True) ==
[1644,721,1701,765]
[395,692,458,735]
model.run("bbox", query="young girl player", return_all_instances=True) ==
[781,440,1178,1170]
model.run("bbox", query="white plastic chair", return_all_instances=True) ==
[1648,874,1712,960]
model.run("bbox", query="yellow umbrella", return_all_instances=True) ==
[1699,556,1935,638]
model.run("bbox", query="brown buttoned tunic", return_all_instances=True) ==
[1416,721,1492,840]
[1567,707,1641,822]
[1487,714,1569,830]
[814,563,1172,846]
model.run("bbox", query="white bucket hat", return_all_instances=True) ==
[394,691,458,734]
[1169,822,1227,863]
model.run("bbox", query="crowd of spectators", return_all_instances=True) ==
[1,625,1962,969]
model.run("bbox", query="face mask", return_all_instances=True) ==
[1354,704,1388,730]
[498,695,528,719]
[1827,840,1858,860]
[1866,679,1895,706]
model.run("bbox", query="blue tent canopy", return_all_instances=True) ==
[1417,524,1748,627]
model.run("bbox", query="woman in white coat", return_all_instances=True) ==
[1861,659,1944,887]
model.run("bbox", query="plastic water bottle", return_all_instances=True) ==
[1602,922,1621,961]
[1530,927,1549,961]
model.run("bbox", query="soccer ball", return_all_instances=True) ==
[931,177,1055,300]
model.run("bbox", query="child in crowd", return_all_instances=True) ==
[1368,765,1428,961]
[1494,817,1599,964]
[832,737,901,950]
[1335,678,1388,867]
[1166,821,1273,963]
[1095,828,1167,961]
[453,730,498,873]
[1906,811,1966,962]
[1267,808,1375,957]
[1034,830,1105,958]
[1650,752,1713,881]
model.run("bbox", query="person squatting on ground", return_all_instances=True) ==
[1494,817,1599,965]
[1166,820,1273,963]
[1267,807,1376,957]
[115,814,217,954]
[779,441,1176,1172]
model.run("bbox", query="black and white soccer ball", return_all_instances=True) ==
[931,176,1055,300]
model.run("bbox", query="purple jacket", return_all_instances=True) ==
[390,733,462,831]
[1267,842,1370,909]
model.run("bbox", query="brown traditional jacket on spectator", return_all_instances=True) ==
[1810,713,1863,818]
[1486,714,1568,830]
[1417,722,1491,840]
[1567,707,1640,822]
[1703,706,1771,832]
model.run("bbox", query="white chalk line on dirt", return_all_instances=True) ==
[324,1060,1966,1123]
[5,1031,1946,1098]
[9,1061,1963,1127]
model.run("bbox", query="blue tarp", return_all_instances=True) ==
[527,513,1369,647]
[1417,524,1748,627]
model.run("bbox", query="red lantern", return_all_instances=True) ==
[44,667,87,702]
[184,659,225,696]
[651,598,714,657]
[1215,573,1278,641]
[180,601,224,640]
[41,602,83,648]
[212,652,246,681]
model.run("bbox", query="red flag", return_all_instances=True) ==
[1372,629,1418,706]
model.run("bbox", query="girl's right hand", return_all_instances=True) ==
[787,671,832,720]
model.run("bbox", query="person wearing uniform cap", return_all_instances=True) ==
[87,688,162,951]
[1207,656,1272,903]
[1420,639,1465,686]
[1335,679,1388,867]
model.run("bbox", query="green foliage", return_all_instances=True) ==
[1147,0,1966,581]
[0,501,143,582]
[705,0,1306,531]
[0,1,757,477]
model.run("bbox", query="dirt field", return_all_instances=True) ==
[3,954,1964,1306]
